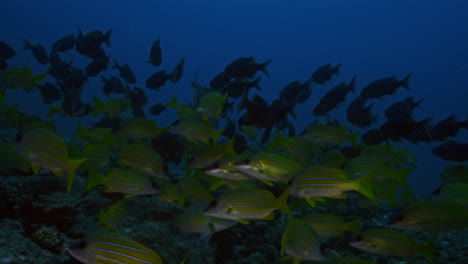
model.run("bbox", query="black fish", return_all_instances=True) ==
[51,35,75,52]
[223,77,261,99]
[385,96,422,120]
[38,82,63,104]
[432,141,468,162]
[101,76,126,95]
[346,97,376,128]
[24,40,49,64]
[146,70,170,90]
[279,76,313,106]
[151,132,185,164]
[360,74,412,100]
[147,38,162,66]
[129,87,148,117]
[430,116,468,141]
[314,75,355,116]
[149,103,166,116]
[61,95,92,117]
[169,57,185,84]
[0,60,6,71]
[238,95,273,128]
[210,71,231,89]
[312,63,341,84]
[0,41,16,60]
[224,57,271,80]
[76,29,112,59]
[112,59,136,84]
[85,52,111,77]
[58,67,87,95]
[361,129,386,145]
[380,116,431,142]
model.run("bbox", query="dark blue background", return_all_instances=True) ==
[1,0,467,195]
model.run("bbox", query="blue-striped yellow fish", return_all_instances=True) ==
[300,213,360,238]
[349,228,434,264]
[17,128,86,192]
[290,166,375,201]
[204,187,290,222]
[175,202,236,238]
[121,117,169,140]
[196,91,227,120]
[235,152,302,185]
[390,200,468,232]
[118,144,167,178]
[99,200,127,230]
[0,141,31,173]
[280,218,324,263]
[68,232,163,264]
[171,114,224,143]
[88,169,159,197]
[299,122,359,146]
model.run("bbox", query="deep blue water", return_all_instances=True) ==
[1,0,467,195]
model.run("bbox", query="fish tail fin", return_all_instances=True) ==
[379,180,399,206]
[344,217,361,235]
[348,130,360,146]
[402,73,412,90]
[105,29,112,48]
[276,186,291,216]
[335,63,342,75]
[86,169,104,190]
[268,130,286,151]
[348,75,357,92]
[74,121,88,140]
[33,72,48,86]
[253,76,262,90]
[23,40,32,50]
[224,138,235,155]
[419,236,436,264]
[92,96,106,116]
[415,98,424,108]
[392,168,412,188]
[211,128,225,142]
[66,158,87,192]
[260,59,272,77]
[354,173,375,201]
[166,95,180,109]
[112,59,119,69]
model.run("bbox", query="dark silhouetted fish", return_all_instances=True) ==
[0,41,15,70]
[223,77,261,99]
[51,34,75,52]
[224,57,271,80]
[347,96,376,128]
[385,96,423,120]
[147,38,162,66]
[312,63,341,84]
[279,76,313,106]
[430,116,468,141]
[0,41,15,60]
[361,129,386,145]
[101,76,126,95]
[210,71,231,89]
[314,75,356,116]
[380,116,431,142]
[150,102,166,116]
[76,28,112,59]
[146,69,170,90]
[360,73,412,100]
[24,40,49,64]
[112,59,136,84]
[38,82,63,104]
[61,95,92,117]
[128,87,148,117]
[85,51,111,77]
[432,141,468,162]
[151,132,185,164]
[169,57,185,84]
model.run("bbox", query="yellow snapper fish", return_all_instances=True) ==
[118,144,167,178]
[204,187,290,223]
[290,166,375,204]
[68,232,163,264]
[16,128,86,192]
[349,228,434,264]
[235,152,302,186]
[0,66,47,91]
[280,218,325,264]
